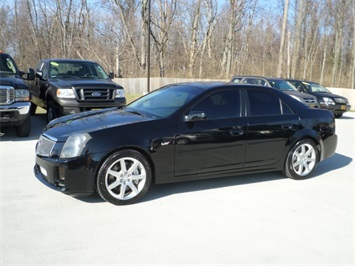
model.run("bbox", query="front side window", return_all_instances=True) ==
[269,80,298,91]
[189,90,240,120]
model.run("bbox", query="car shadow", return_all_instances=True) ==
[339,114,354,120]
[76,152,352,205]
[0,114,47,141]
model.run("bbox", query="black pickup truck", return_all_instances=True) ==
[0,52,35,137]
[27,59,126,121]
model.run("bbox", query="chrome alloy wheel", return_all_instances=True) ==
[105,157,147,201]
[291,143,317,176]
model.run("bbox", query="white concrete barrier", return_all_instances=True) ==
[114,78,354,111]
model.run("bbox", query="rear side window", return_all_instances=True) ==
[247,90,282,116]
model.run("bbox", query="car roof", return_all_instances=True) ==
[41,58,98,64]
[230,75,286,81]
[287,79,321,85]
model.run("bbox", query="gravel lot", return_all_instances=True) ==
[1,112,354,265]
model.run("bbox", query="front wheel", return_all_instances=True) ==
[96,150,152,205]
[283,139,318,179]
[334,113,343,118]
[47,101,60,122]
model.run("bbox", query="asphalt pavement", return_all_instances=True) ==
[1,112,354,265]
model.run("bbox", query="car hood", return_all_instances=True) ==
[0,75,28,88]
[49,78,122,88]
[283,90,316,99]
[44,108,153,141]
[308,91,345,99]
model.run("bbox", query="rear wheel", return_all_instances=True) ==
[96,150,152,205]
[15,116,31,137]
[283,139,318,179]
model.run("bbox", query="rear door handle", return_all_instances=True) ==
[230,129,244,136]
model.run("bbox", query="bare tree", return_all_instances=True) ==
[220,0,246,78]
[150,0,177,77]
[277,0,290,77]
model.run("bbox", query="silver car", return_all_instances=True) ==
[230,76,320,109]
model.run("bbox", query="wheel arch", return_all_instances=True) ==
[286,130,322,164]
[94,145,156,186]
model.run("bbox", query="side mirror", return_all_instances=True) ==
[27,68,35,80]
[36,70,43,78]
[184,111,207,122]
[108,72,114,79]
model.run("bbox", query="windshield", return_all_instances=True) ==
[49,61,109,79]
[304,82,331,93]
[269,80,298,91]
[0,54,18,75]
[127,85,203,118]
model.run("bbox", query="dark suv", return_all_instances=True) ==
[0,52,35,137]
[287,79,351,118]
[28,59,126,121]
[230,76,320,109]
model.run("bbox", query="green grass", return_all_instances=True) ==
[126,94,142,104]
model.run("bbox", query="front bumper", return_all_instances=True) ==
[34,155,97,196]
[56,97,126,116]
[0,101,30,126]
[320,103,351,114]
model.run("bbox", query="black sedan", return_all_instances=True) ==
[34,83,337,205]
[287,79,351,118]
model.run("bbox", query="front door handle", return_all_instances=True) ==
[282,124,293,130]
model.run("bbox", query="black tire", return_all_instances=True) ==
[15,116,31,137]
[283,139,318,180]
[96,150,152,205]
[47,100,59,122]
[334,113,343,118]
[29,103,37,115]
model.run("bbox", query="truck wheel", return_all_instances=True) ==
[15,116,31,137]
[30,103,37,115]
[47,101,59,122]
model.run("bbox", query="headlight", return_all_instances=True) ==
[290,95,302,102]
[323,97,335,105]
[15,89,30,101]
[115,89,125,98]
[57,88,75,98]
[60,133,91,158]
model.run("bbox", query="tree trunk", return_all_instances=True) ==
[277,0,289,77]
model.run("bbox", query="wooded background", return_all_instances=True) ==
[1,0,354,88]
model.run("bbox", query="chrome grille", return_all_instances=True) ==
[303,98,316,103]
[36,135,56,156]
[75,88,115,101]
[0,86,15,105]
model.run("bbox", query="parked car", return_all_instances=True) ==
[230,76,320,109]
[27,59,126,122]
[287,79,351,118]
[0,51,35,137]
[34,82,337,205]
